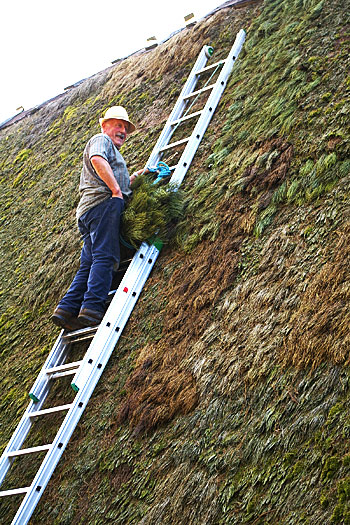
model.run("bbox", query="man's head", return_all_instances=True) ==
[99,106,136,149]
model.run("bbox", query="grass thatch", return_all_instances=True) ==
[121,175,185,248]
[0,0,350,523]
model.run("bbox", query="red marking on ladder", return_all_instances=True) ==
[123,287,128,293]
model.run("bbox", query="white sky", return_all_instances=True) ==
[0,0,224,124]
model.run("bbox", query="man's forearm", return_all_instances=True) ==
[90,155,123,198]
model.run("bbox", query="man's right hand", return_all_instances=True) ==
[111,190,123,199]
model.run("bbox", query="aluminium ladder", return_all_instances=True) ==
[0,29,246,524]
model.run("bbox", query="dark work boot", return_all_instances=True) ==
[51,308,84,331]
[77,308,104,327]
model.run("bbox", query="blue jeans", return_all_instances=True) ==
[58,197,124,315]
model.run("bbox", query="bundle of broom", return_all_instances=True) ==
[121,173,185,249]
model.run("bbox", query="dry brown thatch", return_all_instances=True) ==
[283,222,350,369]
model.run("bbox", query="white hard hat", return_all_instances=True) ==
[99,106,136,133]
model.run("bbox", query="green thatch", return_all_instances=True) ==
[121,175,185,248]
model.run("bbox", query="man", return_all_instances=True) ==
[52,106,142,331]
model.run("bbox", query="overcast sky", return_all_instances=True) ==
[0,0,224,124]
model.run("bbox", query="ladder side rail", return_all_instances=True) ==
[170,29,246,188]
[71,243,159,391]
[11,246,161,525]
[213,29,246,86]
[28,333,70,403]
[145,45,212,168]
[70,241,152,389]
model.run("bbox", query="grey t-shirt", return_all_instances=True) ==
[76,133,132,220]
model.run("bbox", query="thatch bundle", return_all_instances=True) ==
[120,174,185,248]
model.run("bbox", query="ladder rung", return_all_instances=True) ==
[46,361,83,375]
[62,326,98,341]
[7,444,51,458]
[171,110,203,126]
[159,137,190,152]
[0,487,30,497]
[183,84,216,100]
[196,59,226,75]
[51,370,81,379]
[29,404,73,418]
[65,333,97,344]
